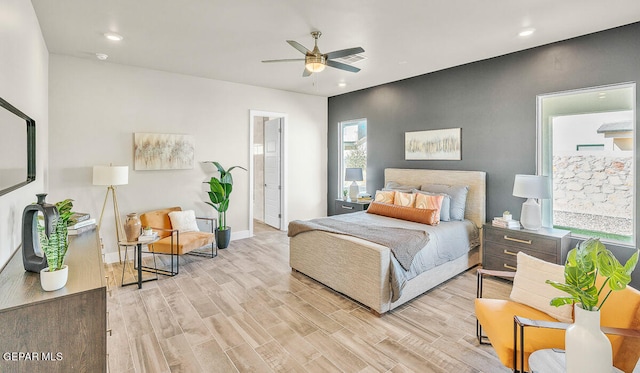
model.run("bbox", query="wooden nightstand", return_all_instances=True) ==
[334,199,370,215]
[482,224,571,272]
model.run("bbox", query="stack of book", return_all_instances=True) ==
[492,217,521,229]
[68,212,97,235]
[357,193,373,203]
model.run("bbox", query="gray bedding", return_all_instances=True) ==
[292,211,480,301]
[288,214,429,270]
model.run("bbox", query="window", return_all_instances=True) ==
[339,119,367,198]
[538,83,635,244]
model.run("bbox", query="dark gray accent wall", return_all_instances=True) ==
[328,22,640,288]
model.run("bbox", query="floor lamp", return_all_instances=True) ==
[93,165,129,263]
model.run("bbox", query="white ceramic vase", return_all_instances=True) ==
[565,304,612,373]
[40,265,68,291]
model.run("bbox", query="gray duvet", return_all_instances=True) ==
[289,211,480,301]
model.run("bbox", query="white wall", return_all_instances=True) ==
[48,55,327,262]
[0,0,49,269]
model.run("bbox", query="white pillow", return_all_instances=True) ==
[168,210,200,233]
[510,252,573,323]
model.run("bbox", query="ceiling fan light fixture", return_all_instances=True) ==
[305,55,326,73]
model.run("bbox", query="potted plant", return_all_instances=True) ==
[37,198,74,291]
[546,238,639,372]
[502,210,512,221]
[204,161,246,249]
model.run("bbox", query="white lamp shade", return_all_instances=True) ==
[345,168,363,182]
[512,174,550,199]
[93,165,129,186]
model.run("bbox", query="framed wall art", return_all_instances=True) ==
[134,133,195,170]
[405,128,461,160]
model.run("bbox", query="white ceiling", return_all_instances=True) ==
[31,0,640,97]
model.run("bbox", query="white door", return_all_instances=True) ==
[264,118,282,228]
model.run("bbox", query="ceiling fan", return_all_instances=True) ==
[262,31,364,77]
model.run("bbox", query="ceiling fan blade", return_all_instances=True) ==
[326,47,364,60]
[287,40,310,55]
[326,60,360,73]
[262,58,305,63]
[302,68,312,77]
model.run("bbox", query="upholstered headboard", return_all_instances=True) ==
[384,168,486,228]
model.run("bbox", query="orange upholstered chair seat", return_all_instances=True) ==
[149,232,215,255]
[475,298,565,371]
[139,206,216,276]
[476,272,640,373]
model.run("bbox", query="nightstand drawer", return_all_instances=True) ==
[485,228,558,255]
[334,200,370,215]
[482,224,571,271]
[484,241,557,267]
[483,252,518,272]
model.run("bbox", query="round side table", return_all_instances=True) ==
[529,349,623,373]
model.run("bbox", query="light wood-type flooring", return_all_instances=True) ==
[105,221,512,373]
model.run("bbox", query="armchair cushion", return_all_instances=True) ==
[168,210,199,233]
[148,231,214,255]
[510,252,573,323]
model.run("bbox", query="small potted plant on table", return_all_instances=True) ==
[38,199,74,291]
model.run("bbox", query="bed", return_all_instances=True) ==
[289,168,486,315]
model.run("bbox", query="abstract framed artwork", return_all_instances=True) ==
[405,128,461,160]
[134,133,195,170]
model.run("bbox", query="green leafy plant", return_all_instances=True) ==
[37,199,74,272]
[546,238,639,311]
[204,161,246,231]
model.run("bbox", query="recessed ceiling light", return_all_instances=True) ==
[104,32,123,41]
[338,82,347,88]
[519,28,536,37]
[95,53,108,60]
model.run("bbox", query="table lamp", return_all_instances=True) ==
[93,165,128,262]
[512,174,550,230]
[345,168,363,201]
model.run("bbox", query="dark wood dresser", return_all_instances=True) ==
[0,231,107,373]
[482,224,571,272]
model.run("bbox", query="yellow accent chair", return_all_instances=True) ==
[139,207,216,276]
[475,268,640,373]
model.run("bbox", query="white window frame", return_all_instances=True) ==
[338,118,367,197]
[536,82,636,246]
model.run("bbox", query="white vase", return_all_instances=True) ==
[565,304,612,373]
[40,265,68,291]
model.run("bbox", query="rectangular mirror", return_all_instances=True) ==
[0,97,35,196]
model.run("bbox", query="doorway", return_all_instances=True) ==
[249,110,287,236]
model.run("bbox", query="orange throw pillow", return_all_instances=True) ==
[367,202,438,225]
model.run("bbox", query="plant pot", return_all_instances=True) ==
[565,304,612,373]
[40,265,68,291]
[215,227,231,249]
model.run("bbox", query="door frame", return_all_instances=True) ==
[249,110,288,236]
